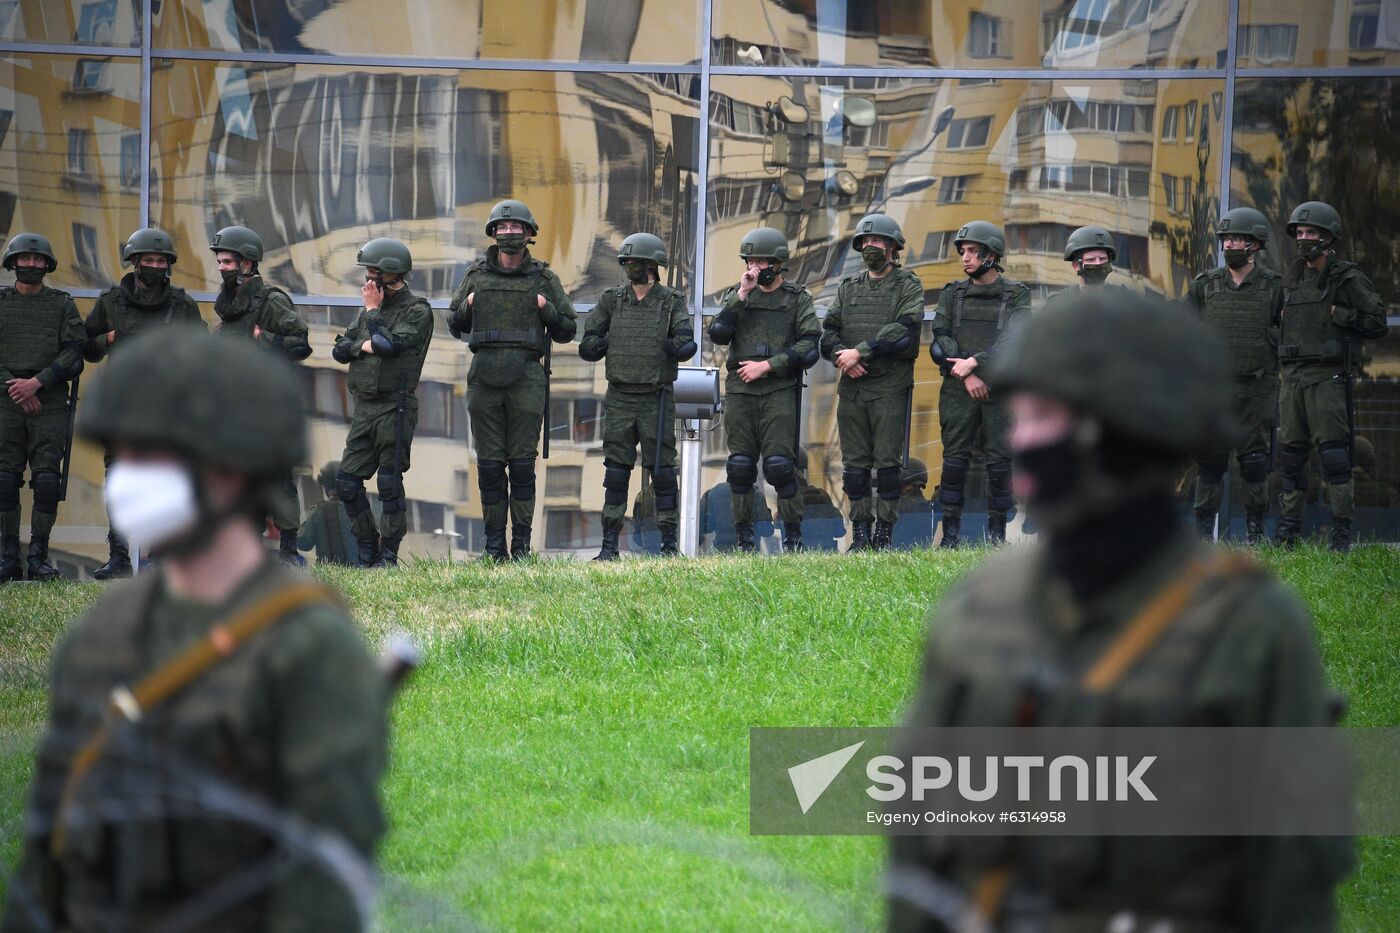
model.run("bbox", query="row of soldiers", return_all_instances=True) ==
[0,197,1387,579]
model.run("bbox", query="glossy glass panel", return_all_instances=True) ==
[155,0,700,64]
[705,75,1223,306]
[0,0,141,48]
[1237,0,1400,69]
[150,60,700,304]
[711,0,1226,70]
[0,54,142,292]
[1229,76,1400,543]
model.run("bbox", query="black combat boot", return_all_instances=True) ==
[93,533,132,580]
[0,535,22,583]
[372,537,401,568]
[1328,518,1352,554]
[26,535,61,582]
[1245,513,1266,547]
[278,529,304,567]
[481,525,508,562]
[356,530,381,567]
[659,526,679,557]
[846,520,871,553]
[594,526,621,562]
[1195,511,1217,541]
[987,512,1007,546]
[1274,518,1301,549]
[871,520,893,550]
[734,522,756,553]
[782,521,804,554]
[510,525,533,562]
[938,515,961,550]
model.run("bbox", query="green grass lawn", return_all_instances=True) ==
[1,544,1397,930]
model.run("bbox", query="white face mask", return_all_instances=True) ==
[106,461,200,553]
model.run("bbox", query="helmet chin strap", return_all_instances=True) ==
[150,474,262,562]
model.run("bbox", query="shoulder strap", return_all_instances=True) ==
[50,580,342,858]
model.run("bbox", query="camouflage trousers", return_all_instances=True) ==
[836,388,907,524]
[0,398,67,541]
[341,395,419,542]
[1279,375,1353,521]
[725,387,803,526]
[469,363,546,531]
[1193,376,1276,519]
[938,381,1012,522]
[601,386,677,532]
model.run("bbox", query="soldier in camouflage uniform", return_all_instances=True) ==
[3,327,386,933]
[298,461,358,566]
[210,224,312,565]
[709,227,821,552]
[929,221,1031,548]
[84,227,205,579]
[330,238,434,568]
[1275,201,1389,552]
[888,290,1353,932]
[1184,207,1284,545]
[1041,224,1128,312]
[579,233,696,560]
[820,213,923,551]
[448,200,578,561]
[0,234,85,582]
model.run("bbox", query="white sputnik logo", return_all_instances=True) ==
[788,742,865,814]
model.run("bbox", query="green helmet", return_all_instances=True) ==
[1217,207,1270,245]
[987,290,1236,457]
[851,213,906,252]
[2,233,57,272]
[902,458,929,488]
[209,225,264,262]
[317,461,341,489]
[1063,225,1116,263]
[618,232,668,266]
[485,199,539,237]
[739,227,790,262]
[953,221,1006,259]
[122,227,178,265]
[1286,201,1342,239]
[78,326,307,475]
[356,237,412,274]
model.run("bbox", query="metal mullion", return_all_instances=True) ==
[1218,0,1240,223]
[1237,66,1400,79]
[139,0,152,229]
[149,47,701,75]
[709,65,1229,81]
[0,41,141,57]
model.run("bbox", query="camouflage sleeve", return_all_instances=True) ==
[819,282,847,360]
[708,287,743,346]
[768,290,819,377]
[36,297,87,388]
[178,294,208,330]
[83,294,111,362]
[447,268,475,335]
[864,272,924,361]
[256,290,312,361]
[383,297,433,355]
[974,284,1031,368]
[296,509,322,552]
[1333,269,1389,340]
[664,291,696,359]
[930,285,953,337]
[539,271,578,343]
[578,289,614,361]
[1183,274,1207,313]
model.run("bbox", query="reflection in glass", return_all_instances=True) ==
[711,0,1225,70]
[1238,1,1400,69]
[156,0,700,64]
[1,0,141,48]
[151,60,700,303]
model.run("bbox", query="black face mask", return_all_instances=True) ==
[1296,238,1328,262]
[1078,263,1111,285]
[1223,248,1253,270]
[756,266,779,287]
[220,269,242,290]
[496,233,529,255]
[623,260,651,284]
[14,267,45,285]
[1013,434,1082,517]
[861,246,889,272]
[136,266,169,288]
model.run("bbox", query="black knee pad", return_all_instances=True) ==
[763,455,798,500]
[1238,449,1270,484]
[30,471,61,514]
[603,460,631,507]
[938,457,969,506]
[377,468,406,513]
[1279,445,1309,492]
[477,459,507,505]
[0,471,20,510]
[727,454,758,493]
[1319,442,1351,486]
[1196,452,1228,485]
[985,459,1014,511]
[652,465,679,513]
[841,467,871,500]
[335,470,370,517]
[508,457,536,501]
[876,466,902,502]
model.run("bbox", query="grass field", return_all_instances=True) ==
[1,544,1397,930]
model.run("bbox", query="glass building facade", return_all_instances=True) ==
[5,0,1398,568]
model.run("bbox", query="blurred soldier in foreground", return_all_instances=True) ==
[579,233,695,560]
[331,238,434,567]
[820,214,923,550]
[85,228,204,579]
[298,460,358,565]
[929,221,1030,548]
[1041,225,1127,312]
[710,227,820,552]
[448,200,578,561]
[3,328,386,932]
[888,290,1352,931]
[0,234,85,582]
[1184,207,1283,545]
[1275,201,1389,551]
[210,224,312,564]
